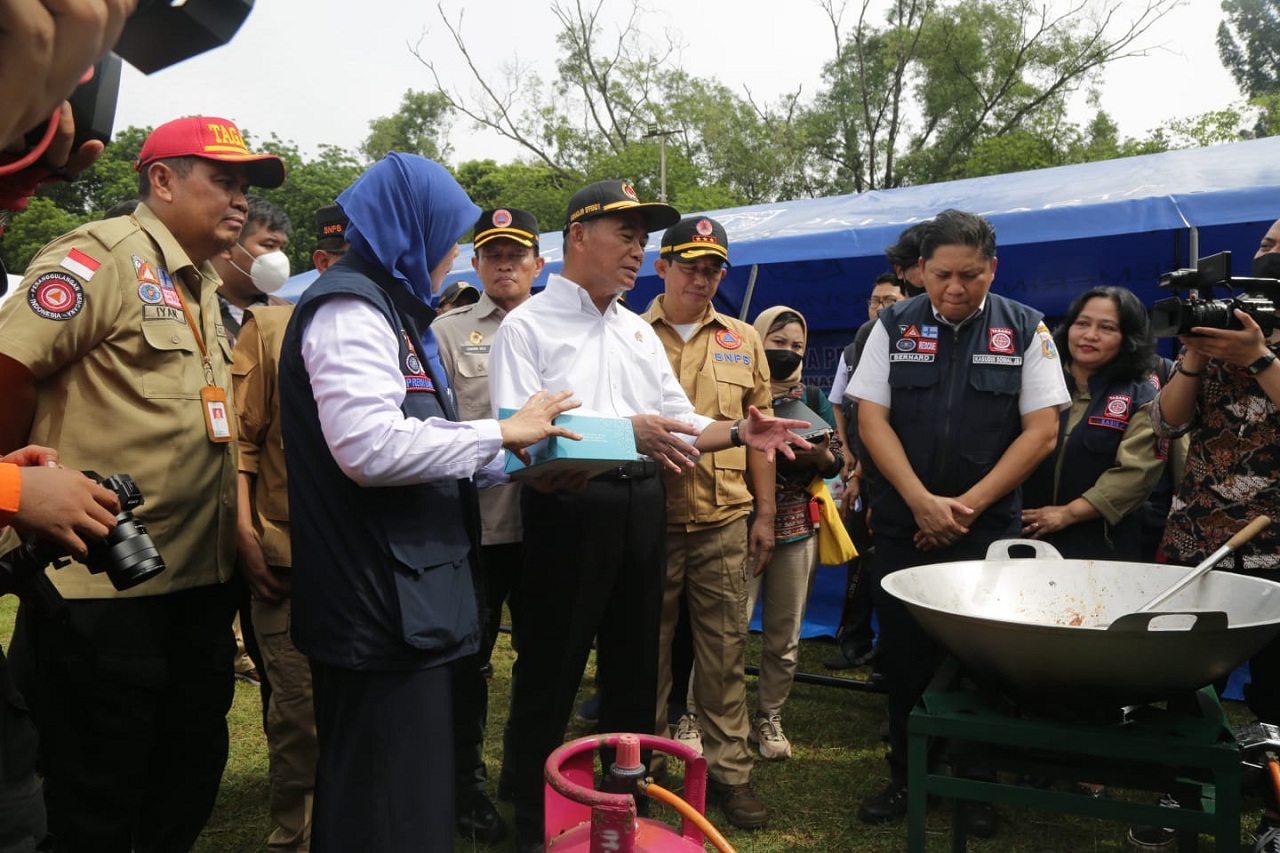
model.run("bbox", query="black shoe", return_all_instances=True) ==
[456,793,507,844]
[962,801,999,838]
[824,642,878,670]
[859,780,909,824]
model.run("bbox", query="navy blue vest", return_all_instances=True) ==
[1023,372,1157,560]
[279,254,481,670]
[866,293,1044,537]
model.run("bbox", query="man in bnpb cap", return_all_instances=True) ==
[643,215,774,830]
[313,203,349,273]
[0,115,286,850]
[434,205,543,844]
[490,181,811,853]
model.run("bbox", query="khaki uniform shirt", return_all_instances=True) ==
[642,296,771,530]
[0,203,237,597]
[432,292,522,545]
[233,304,294,568]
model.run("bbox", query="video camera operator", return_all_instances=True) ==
[1148,219,1280,849]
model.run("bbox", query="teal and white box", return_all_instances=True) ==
[499,409,638,478]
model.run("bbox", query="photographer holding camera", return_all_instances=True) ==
[1149,220,1280,848]
[0,115,285,852]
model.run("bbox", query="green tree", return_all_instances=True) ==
[808,0,1179,190]
[453,159,575,237]
[0,197,86,275]
[1217,0,1280,99]
[361,90,455,165]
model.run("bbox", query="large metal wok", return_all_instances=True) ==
[880,539,1280,706]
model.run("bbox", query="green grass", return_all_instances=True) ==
[0,596,1268,851]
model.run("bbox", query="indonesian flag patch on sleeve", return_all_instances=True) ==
[59,248,101,281]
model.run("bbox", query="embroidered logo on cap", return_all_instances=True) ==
[696,218,714,236]
[622,182,639,201]
[493,209,512,227]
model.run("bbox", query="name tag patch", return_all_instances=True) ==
[890,352,934,363]
[142,305,184,323]
[714,352,752,365]
[972,354,1022,366]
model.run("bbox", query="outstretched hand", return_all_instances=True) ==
[499,389,583,466]
[740,405,814,463]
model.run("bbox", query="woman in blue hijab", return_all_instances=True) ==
[277,153,579,852]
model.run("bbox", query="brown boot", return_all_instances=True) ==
[706,778,768,830]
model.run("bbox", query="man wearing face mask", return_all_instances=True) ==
[212,195,293,341]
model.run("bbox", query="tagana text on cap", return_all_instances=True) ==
[135,116,286,189]
[564,180,680,233]
[474,208,540,250]
[315,204,348,245]
[661,216,730,265]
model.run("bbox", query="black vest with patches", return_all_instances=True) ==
[867,293,1044,538]
[280,254,481,670]
[1023,372,1157,560]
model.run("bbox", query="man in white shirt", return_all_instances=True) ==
[489,180,811,853]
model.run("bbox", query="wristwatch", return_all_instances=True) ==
[1246,351,1278,375]
[729,419,744,447]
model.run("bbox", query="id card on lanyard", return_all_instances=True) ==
[175,279,234,444]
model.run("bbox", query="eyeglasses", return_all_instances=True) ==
[868,296,901,308]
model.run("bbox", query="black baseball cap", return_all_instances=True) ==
[474,208,540,250]
[564,179,679,233]
[661,216,730,266]
[315,204,348,249]
[439,282,480,308]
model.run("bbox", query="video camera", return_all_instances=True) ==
[46,0,256,151]
[0,472,165,616]
[1149,251,1280,337]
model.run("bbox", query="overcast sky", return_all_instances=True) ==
[112,0,1239,166]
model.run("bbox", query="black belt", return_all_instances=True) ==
[598,459,658,480]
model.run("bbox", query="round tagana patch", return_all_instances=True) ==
[28,272,85,321]
[493,209,512,227]
[696,218,714,236]
[137,282,163,305]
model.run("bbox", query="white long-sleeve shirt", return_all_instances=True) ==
[488,274,713,439]
[300,295,507,487]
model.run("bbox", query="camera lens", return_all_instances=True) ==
[92,514,165,590]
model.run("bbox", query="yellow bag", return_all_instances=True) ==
[807,477,858,565]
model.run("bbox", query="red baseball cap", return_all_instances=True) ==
[135,116,286,189]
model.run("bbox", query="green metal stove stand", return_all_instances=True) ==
[906,659,1242,852]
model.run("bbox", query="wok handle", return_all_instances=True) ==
[984,538,1064,561]
[1107,611,1229,633]
[1138,515,1271,613]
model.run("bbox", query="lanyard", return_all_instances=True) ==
[172,272,218,386]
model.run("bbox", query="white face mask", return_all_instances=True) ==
[232,244,291,295]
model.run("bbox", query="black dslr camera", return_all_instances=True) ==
[1149,251,1280,337]
[0,472,164,614]
[56,0,255,150]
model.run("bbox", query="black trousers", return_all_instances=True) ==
[9,582,239,853]
[508,476,666,845]
[873,529,1011,782]
[310,661,453,852]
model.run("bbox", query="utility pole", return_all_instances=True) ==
[643,124,675,202]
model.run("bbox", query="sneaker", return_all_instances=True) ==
[749,712,791,760]
[1127,793,1180,850]
[858,780,909,824]
[1255,818,1280,853]
[574,692,600,725]
[706,778,768,830]
[672,712,703,756]
[235,668,261,685]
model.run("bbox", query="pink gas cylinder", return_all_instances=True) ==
[543,732,718,853]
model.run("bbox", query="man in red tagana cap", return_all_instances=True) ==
[0,115,286,850]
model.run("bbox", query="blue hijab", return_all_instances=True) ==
[337,152,480,304]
